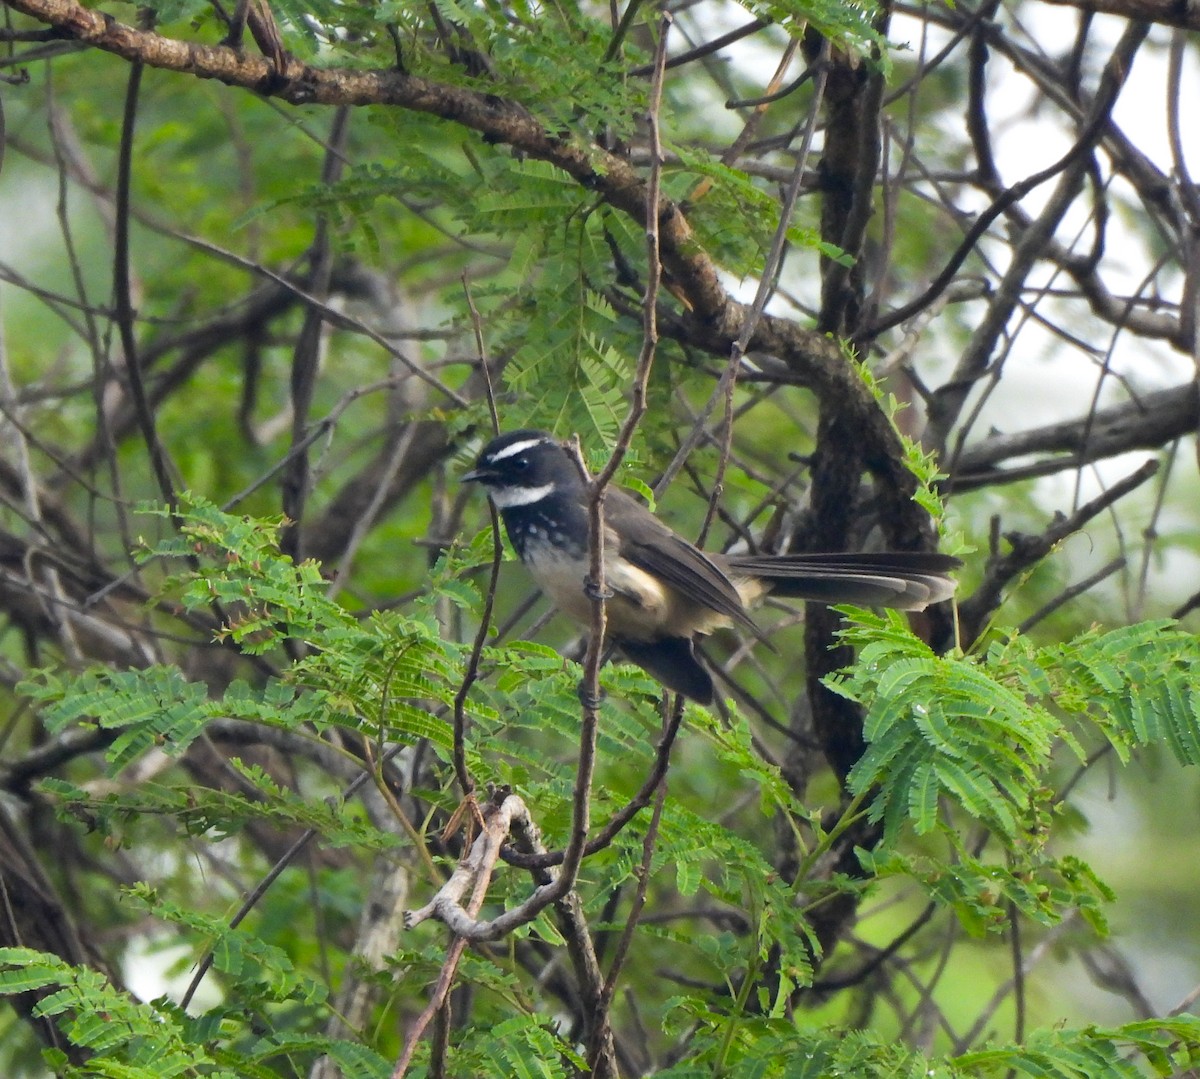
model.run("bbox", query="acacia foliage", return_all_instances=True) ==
[0,0,1199,1073]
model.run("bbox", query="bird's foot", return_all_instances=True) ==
[584,577,614,602]
[576,680,607,710]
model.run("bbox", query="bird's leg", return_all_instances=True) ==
[219,0,250,50]
[217,0,288,77]
[575,640,615,709]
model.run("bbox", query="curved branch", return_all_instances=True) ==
[4,0,932,532]
[4,0,734,328]
[5,2,878,400]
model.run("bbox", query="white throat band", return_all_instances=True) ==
[488,482,555,508]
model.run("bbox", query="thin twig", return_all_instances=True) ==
[112,58,176,510]
[600,765,668,1003]
[281,105,350,561]
[656,47,829,503]
[1016,556,1126,633]
[449,277,503,800]
[500,699,686,870]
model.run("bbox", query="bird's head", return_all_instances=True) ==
[463,430,583,509]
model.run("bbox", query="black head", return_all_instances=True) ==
[463,430,584,509]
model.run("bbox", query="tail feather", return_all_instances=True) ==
[723,551,961,612]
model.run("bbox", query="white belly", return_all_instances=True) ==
[526,545,738,641]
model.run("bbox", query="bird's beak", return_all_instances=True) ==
[462,466,491,484]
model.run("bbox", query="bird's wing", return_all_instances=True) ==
[608,490,755,628]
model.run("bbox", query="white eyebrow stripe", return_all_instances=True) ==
[486,437,549,463]
[488,483,555,508]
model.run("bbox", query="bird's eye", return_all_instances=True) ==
[513,457,529,470]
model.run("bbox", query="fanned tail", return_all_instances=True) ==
[723,551,961,612]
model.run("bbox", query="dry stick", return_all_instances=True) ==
[110,47,259,670]
[571,2,672,841]
[943,208,1090,486]
[935,24,1150,467]
[325,422,419,599]
[144,228,470,409]
[351,739,439,880]
[1067,254,1173,517]
[954,913,1080,1053]
[0,298,86,665]
[571,707,673,1075]
[393,794,529,1079]
[810,901,939,991]
[687,34,802,542]
[949,377,1197,487]
[704,43,830,546]
[222,375,411,509]
[1168,30,1200,226]
[628,16,768,75]
[1130,437,1179,621]
[591,7,671,494]
[712,38,801,176]
[956,458,1159,645]
[47,99,135,552]
[1167,32,1200,363]
[871,19,1149,338]
[391,85,680,1046]
[463,274,501,436]
[563,28,673,1074]
[1008,901,1025,1048]
[1173,588,1200,620]
[386,14,677,956]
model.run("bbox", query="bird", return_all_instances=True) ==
[464,429,961,704]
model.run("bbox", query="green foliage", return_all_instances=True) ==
[0,946,227,1076]
[468,162,646,443]
[127,884,327,1004]
[26,665,214,775]
[829,610,1200,943]
[7,497,1200,1073]
[746,0,886,57]
[39,767,398,851]
[665,148,855,277]
[1041,621,1200,766]
[950,1015,1200,1077]
[831,612,1061,844]
[3,0,1198,1069]
[645,1014,1200,1078]
[453,1013,586,1077]
[833,613,1200,849]
[0,946,390,1077]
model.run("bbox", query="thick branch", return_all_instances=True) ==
[951,381,1199,486]
[1038,0,1200,30]
[3,0,733,326]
